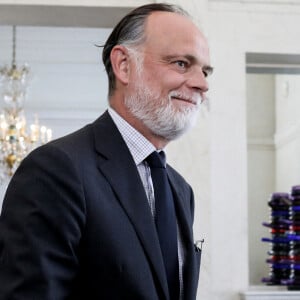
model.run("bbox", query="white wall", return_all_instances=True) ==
[206,2,300,299]
[247,74,275,285]
[275,74,300,192]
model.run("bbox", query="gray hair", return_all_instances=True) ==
[102,3,190,97]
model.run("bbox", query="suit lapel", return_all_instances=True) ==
[167,168,198,300]
[167,167,194,248]
[92,112,169,299]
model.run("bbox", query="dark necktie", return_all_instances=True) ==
[146,151,179,299]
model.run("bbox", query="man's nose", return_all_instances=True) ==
[186,67,209,93]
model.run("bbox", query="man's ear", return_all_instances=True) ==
[110,45,130,85]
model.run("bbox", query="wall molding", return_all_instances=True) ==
[25,108,104,122]
[22,108,106,139]
[247,137,275,151]
[241,286,300,300]
[210,0,300,3]
[248,121,300,151]
[209,0,300,13]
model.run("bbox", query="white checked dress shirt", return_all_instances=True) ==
[108,108,185,299]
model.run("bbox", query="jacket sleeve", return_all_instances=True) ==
[0,144,86,300]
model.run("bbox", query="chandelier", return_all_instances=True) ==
[0,26,52,182]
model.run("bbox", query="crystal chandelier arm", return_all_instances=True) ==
[0,25,53,182]
[12,25,16,68]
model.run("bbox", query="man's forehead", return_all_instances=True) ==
[145,11,198,36]
[144,12,206,47]
[142,12,210,64]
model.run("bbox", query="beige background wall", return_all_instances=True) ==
[1,1,300,299]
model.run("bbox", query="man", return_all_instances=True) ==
[0,3,212,300]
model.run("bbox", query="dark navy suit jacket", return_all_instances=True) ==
[0,111,201,300]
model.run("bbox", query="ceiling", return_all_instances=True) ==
[0,5,131,28]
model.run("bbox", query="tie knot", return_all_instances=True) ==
[146,151,166,169]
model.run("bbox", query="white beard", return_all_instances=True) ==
[124,79,201,141]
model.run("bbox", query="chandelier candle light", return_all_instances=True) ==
[0,26,52,182]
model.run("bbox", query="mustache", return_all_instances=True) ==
[168,90,203,105]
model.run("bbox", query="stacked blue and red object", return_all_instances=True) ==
[262,185,300,290]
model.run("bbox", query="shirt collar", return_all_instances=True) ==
[108,108,156,165]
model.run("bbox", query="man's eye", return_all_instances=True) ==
[203,67,213,78]
[175,61,187,68]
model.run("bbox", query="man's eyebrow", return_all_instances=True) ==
[163,54,197,62]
